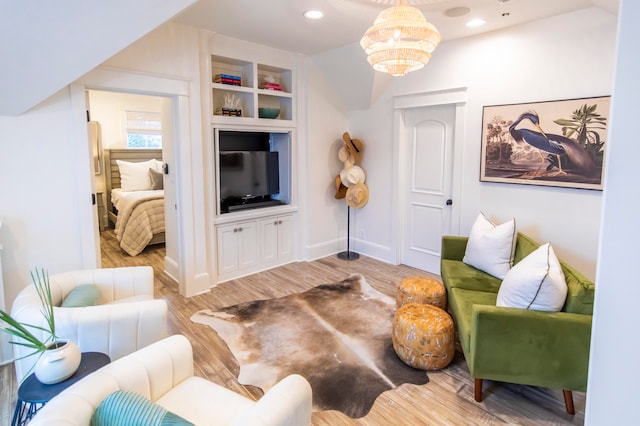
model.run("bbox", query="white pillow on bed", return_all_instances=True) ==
[117,159,159,191]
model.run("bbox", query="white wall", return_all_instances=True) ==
[88,91,164,150]
[338,7,617,280]
[0,88,92,307]
[586,0,640,422]
[302,59,349,259]
[88,90,165,193]
[0,0,196,116]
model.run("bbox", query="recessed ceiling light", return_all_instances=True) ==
[303,10,324,20]
[466,18,487,27]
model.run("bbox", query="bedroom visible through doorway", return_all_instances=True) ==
[87,90,178,282]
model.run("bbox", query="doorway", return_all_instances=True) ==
[87,89,179,283]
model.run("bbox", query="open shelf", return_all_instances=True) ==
[210,55,295,125]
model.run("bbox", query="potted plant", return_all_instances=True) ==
[0,268,81,384]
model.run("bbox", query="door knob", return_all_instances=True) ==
[446,199,453,206]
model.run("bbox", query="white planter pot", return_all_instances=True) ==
[35,340,81,384]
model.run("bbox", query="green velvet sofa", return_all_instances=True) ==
[440,232,595,414]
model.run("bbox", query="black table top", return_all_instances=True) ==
[18,352,110,403]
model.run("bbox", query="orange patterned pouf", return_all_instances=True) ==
[392,303,455,370]
[397,276,447,310]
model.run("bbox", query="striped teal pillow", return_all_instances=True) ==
[91,390,193,426]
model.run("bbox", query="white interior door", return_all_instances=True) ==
[401,104,455,273]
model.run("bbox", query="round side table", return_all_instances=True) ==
[12,352,110,426]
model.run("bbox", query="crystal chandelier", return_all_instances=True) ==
[360,2,441,77]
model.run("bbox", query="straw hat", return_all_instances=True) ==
[346,182,369,209]
[334,175,347,199]
[342,132,364,165]
[338,146,355,168]
[339,165,366,188]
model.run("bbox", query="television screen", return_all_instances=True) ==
[219,151,279,201]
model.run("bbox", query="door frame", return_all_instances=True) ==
[71,67,210,297]
[391,88,467,265]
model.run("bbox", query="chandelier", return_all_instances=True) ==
[360,2,441,77]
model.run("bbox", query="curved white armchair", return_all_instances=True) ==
[10,266,168,382]
[30,334,313,426]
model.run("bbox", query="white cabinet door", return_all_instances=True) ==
[259,214,294,265]
[260,218,279,264]
[217,223,241,275]
[276,214,294,262]
[237,221,258,270]
[216,220,258,275]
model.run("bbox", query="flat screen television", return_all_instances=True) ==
[219,150,280,213]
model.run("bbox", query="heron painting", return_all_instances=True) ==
[480,96,610,190]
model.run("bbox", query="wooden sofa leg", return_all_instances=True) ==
[474,378,483,402]
[563,390,575,415]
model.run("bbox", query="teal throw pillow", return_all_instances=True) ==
[91,390,193,426]
[61,285,101,308]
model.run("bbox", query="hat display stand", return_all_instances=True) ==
[337,206,359,260]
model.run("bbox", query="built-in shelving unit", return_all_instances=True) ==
[207,37,298,284]
[211,55,294,127]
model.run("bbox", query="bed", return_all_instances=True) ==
[104,148,165,256]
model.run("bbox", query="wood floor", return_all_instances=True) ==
[0,230,586,425]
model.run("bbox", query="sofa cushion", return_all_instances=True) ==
[61,284,101,307]
[91,390,193,426]
[562,264,596,315]
[463,213,515,280]
[156,377,253,426]
[497,243,568,312]
[448,287,497,354]
[441,259,502,293]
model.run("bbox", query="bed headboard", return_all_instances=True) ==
[104,148,163,226]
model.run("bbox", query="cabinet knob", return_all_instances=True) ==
[274,221,278,225]
[278,220,282,224]
[238,227,243,232]
[233,228,238,233]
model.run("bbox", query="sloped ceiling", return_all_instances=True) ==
[0,0,197,116]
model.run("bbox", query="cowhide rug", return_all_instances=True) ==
[190,274,428,418]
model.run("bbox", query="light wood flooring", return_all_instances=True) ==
[0,229,586,425]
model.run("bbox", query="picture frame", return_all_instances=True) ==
[480,96,610,190]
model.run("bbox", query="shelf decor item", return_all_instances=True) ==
[0,268,81,384]
[258,107,280,119]
[216,93,242,117]
[214,73,241,86]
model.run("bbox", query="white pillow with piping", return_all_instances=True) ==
[116,159,157,191]
[463,213,516,279]
[496,243,568,312]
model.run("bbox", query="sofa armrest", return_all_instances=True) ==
[29,335,194,426]
[13,299,168,382]
[441,236,468,261]
[469,305,592,391]
[62,266,154,303]
[233,374,312,426]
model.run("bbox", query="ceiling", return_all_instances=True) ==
[174,0,618,56]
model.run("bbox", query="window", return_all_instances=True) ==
[125,111,162,148]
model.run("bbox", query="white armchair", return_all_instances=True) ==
[10,266,168,382]
[29,334,313,426]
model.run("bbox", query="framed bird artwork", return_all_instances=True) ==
[480,95,610,190]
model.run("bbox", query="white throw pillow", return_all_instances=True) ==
[463,213,516,279]
[496,243,568,312]
[116,159,158,191]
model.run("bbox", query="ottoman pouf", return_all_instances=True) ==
[397,276,447,310]
[392,303,455,370]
